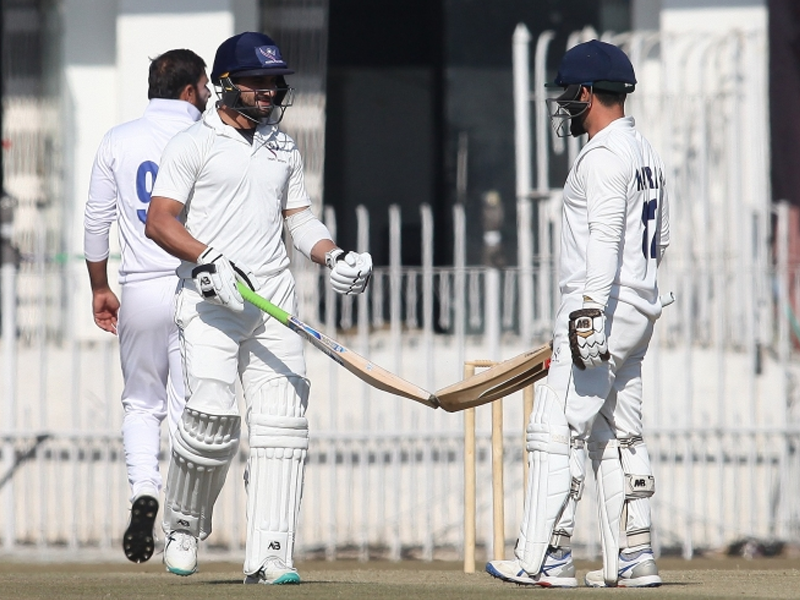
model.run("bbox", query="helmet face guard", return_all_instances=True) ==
[216,74,295,126]
[546,84,590,138]
[544,40,636,137]
[211,32,296,125]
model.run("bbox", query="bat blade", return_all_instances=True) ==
[434,344,552,412]
[238,283,439,409]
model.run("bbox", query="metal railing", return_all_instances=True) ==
[2,25,796,562]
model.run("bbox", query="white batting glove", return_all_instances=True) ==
[568,298,610,370]
[191,246,244,312]
[327,248,373,295]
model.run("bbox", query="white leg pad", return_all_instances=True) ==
[551,440,586,546]
[589,419,625,586]
[620,437,655,548]
[514,384,572,574]
[163,407,241,540]
[243,376,310,575]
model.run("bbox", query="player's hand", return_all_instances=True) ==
[91,288,120,334]
[327,249,372,295]
[191,246,244,312]
[568,298,609,369]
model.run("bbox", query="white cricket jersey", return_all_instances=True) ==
[151,108,312,281]
[560,116,670,318]
[84,99,201,283]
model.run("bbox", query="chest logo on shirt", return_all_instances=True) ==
[262,139,288,163]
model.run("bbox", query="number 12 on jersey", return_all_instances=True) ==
[641,198,658,259]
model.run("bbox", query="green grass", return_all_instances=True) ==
[1,557,799,599]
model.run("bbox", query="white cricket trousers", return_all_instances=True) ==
[547,295,655,440]
[118,276,185,501]
[175,268,306,416]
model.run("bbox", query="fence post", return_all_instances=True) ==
[1,187,17,551]
[513,24,534,342]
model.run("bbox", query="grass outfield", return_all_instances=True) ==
[1,558,800,599]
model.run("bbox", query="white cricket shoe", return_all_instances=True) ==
[486,548,578,588]
[163,530,198,576]
[243,558,301,585]
[584,547,662,588]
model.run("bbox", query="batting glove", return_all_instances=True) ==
[567,298,610,370]
[327,248,373,295]
[191,246,244,312]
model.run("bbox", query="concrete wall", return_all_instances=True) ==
[660,0,766,31]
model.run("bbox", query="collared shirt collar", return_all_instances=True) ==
[143,98,202,122]
[205,107,277,144]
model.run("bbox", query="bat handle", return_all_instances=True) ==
[659,291,675,308]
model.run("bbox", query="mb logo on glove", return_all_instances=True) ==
[568,301,610,370]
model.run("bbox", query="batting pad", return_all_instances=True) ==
[515,384,572,575]
[620,438,655,549]
[588,419,625,586]
[163,407,241,540]
[243,376,310,575]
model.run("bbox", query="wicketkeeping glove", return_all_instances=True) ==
[327,248,373,295]
[568,299,610,370]
[191,246,244,312]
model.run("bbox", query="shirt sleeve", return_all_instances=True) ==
[150,131,203,204]
[84,132,117,262]
[658,169,670,262]
[282,145,312,211]
[582,146,628,307]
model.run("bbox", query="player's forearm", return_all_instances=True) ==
[86,259,111,292]
[284,207,338,266]
[583,227,622,306]
[146,218,206,262]
[145,197,206,262]
[309,239,338,266]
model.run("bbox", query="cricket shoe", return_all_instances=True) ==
[244,558,301,585]
[163,530,198,576]
[122,494,158,563]
[584,547,662,588]
[486,548,578,588]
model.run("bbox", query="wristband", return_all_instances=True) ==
[325,248,345,270]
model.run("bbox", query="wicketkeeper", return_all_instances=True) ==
[486,39,670,588]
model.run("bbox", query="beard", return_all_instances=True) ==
[236,92,275,123]
[238,100,273,121]
[238,105,273,122]
[569,113,587,137]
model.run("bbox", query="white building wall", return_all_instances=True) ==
[660,0,767,32]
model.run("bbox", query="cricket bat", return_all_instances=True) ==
[434,344,552,412]
[238,283,439,409]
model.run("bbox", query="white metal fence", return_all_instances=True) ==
[4,24,800,564]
